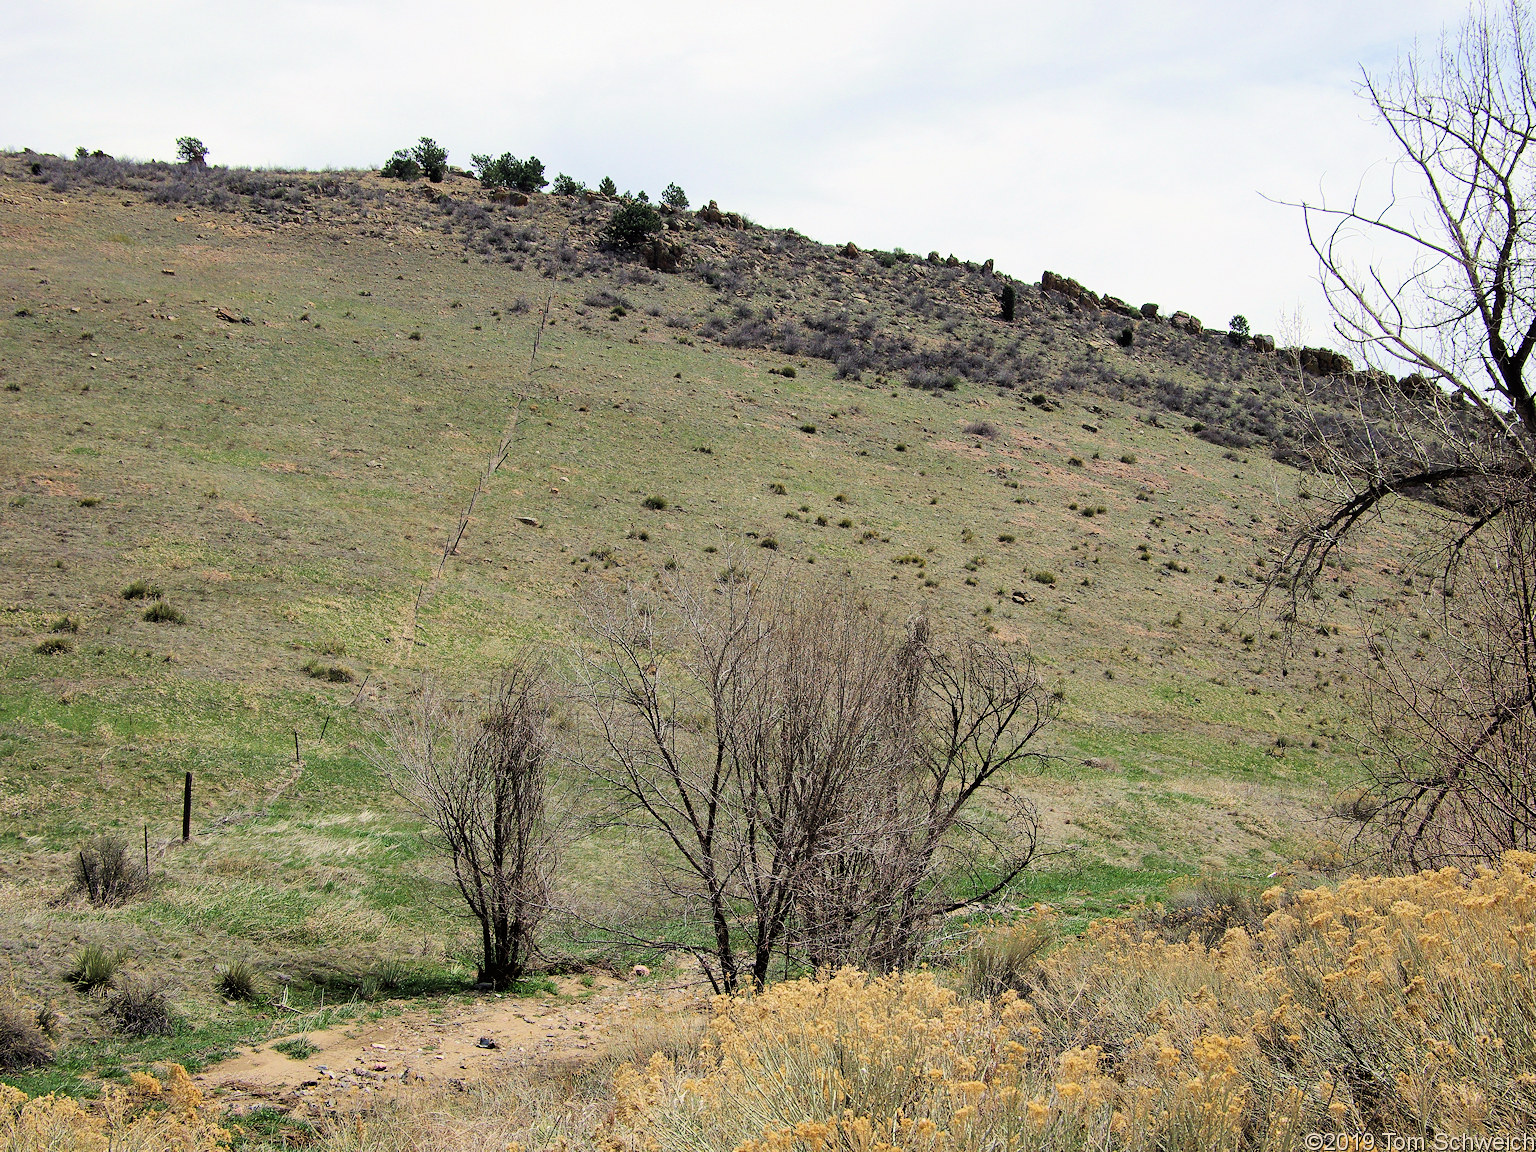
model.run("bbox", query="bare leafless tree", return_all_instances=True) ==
[1278,2,1536,866]
[576,565,1052,990]
[1355,501,1536,868]
[794,624,1051,974]
[381,661,559,989]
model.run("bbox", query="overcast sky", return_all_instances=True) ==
[4,1,1469,344]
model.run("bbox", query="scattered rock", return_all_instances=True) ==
[981,258,994,276]
[511,192,529,207]
[475,1037,498,1050]
[160,268,175,275]
[515,516,540,527]
[841,241,860,258]
[1011,591,1035,605]
[631,964,651,979]
[365,459,383,468]
[1251,334,1276,354]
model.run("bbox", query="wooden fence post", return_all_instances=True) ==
[182,771,192,842]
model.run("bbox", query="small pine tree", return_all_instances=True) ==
[1000,283,1016,323]
[1229,314,1250,337]
[603,200,663,249]
[661,182,689,209]
[381,149,421,181]
[412,137,448,183]
[598,176,617,198]
[512,156,547,193]
[470,152,505,186]
[552,173,586,196]
[175,137,208,167]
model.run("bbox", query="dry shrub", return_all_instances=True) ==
[104,977,175,1037]
[0,1002,52,1071]
[70,835,148,906]
[619,852,1536,1149]
[1138,876,1263,947]
[0,1064,230,1150]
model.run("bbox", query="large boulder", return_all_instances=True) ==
[1101,294,1135,317]
[698,200,746,229]
[1169,311,1202,334]
[1140,302,1159,320]
[640,239,687,273]
[1041,270,1100,308]
[1298,346,1353,376]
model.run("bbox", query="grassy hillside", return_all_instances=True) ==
[0,152,1430,1095]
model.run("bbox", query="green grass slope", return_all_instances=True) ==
[0,153,1430,1091]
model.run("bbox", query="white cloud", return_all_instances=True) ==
[2,0,1470,342]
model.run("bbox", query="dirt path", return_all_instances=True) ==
[200,975,710,1119]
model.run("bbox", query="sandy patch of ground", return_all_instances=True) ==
[201,974,711,1120]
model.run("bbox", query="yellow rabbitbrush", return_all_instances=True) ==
[0,1063,230,1151]
[617,852,1536,1151]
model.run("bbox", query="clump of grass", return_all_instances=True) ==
[121,579,162,601]
[301,658,355,683]
[218,959,258,1001]
[1120,453,1137,464]
[317,638,346,656]
[65,943,119,992]
[48,614,79,633]
[104,977,175,1037]
[0,1003,53,1070]
[374,958,410,993]
[961,916,1054,999]
[142,602,186,624]
[962,420,999,438]
[77,496,100,507]
[642,495,668,510]
[768,482,787,495]
[272,1035,317,1061]
[997,533,1016,543]
[1032,570,1056,585]
[33,637,72,655]
[799,423,817,434]
[759,536,778,550]
[1067,456,1085,467]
